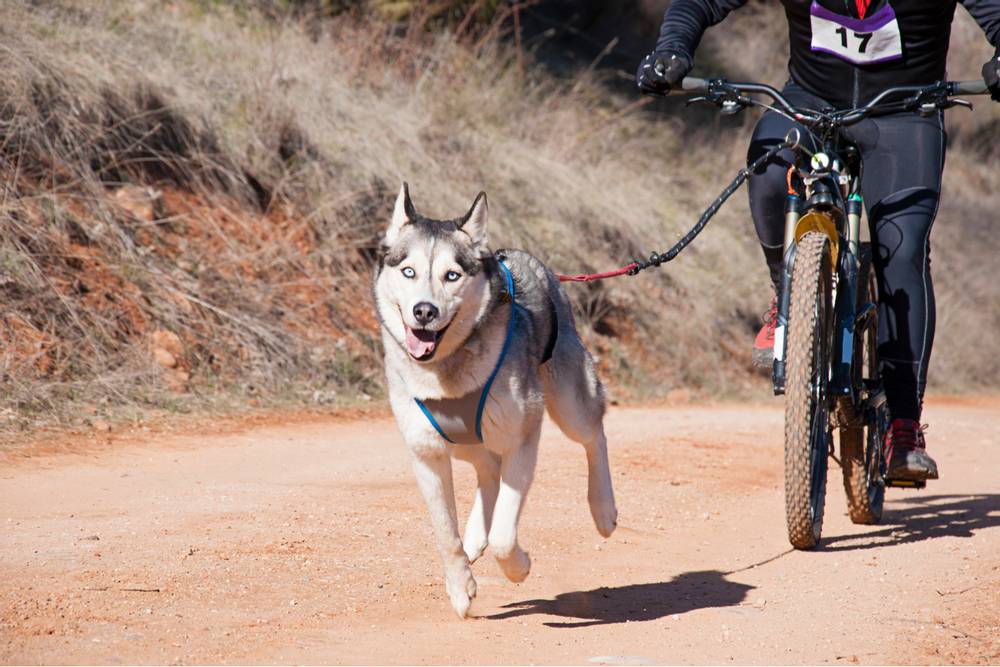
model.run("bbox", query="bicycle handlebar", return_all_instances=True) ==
[952,79,988,95]
[679,76,711,93]
[672,77,988,127]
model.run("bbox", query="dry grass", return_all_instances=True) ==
[1,1,997,432]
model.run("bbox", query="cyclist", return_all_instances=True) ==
[637,0,1000,484]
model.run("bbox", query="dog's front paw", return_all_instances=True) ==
[496,547,531,583]
[444,566,477,619]
[589,495,618,538]
[463,533,488,564]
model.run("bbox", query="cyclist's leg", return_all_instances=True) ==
[746,84,825,366]
[853,111,945,422]
[746,84,824,290]
[851,111,945,479]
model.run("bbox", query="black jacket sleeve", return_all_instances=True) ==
[961,0,1000,57]
[654,0,750,60]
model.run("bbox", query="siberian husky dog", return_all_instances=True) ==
[374,183,618,618]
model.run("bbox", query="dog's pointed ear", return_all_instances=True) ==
[386,182,416,246]
[458,191,488,246]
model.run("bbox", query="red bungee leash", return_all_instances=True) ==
[556,264,637,283]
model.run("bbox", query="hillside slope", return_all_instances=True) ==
[1,1,997,431]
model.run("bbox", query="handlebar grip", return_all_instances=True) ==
[680,76,710,93]
[952,80,988,95]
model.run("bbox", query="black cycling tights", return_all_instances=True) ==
[747,83,946,422]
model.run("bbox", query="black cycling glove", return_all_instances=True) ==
[636,52,691,95]
[983,54,1000,102]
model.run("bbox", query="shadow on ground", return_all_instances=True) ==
[821,494,1000,552]
[483,569,753,628]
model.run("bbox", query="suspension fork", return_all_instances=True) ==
[831,193,864,399]
[772,192,803,396]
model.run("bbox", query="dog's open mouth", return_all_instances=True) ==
[404,324,449,361]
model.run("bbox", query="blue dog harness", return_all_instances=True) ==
[414,260,516,445]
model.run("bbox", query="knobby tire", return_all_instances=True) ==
[839,243,886,524]
[784,232,833,550]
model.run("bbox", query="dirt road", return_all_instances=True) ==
[2,399,998,665]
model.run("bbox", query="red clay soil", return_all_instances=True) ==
[1,399,998,665]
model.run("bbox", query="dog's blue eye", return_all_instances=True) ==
[402,267,416,279]
[445,271,462,282]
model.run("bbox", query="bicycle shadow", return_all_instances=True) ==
[482,569,753,628]
[821,494,1000,552]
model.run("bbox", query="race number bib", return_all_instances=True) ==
[810,1,903,65]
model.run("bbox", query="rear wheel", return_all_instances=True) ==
[784,232,833,550]
[840,243,886,524]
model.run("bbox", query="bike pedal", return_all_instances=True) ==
[885,478,927,489]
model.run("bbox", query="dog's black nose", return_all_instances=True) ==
[412,302,439,326]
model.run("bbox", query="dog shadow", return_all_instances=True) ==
[484,569,753,628]
[821,494,1000,552]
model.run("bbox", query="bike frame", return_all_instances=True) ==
[659,75,989,541]
[672,77,987,412]
[772,131,867,410]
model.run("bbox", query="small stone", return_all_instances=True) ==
[153,348,178,369]
[93,420,112,433]
[150,330,184,358]
[114,185,160,223]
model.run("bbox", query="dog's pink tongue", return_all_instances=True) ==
[405,327,437,358]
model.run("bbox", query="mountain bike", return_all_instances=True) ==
[673,76,988,549]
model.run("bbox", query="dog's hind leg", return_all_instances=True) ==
[451,446,501,564]
[542,334,618,537]
[410,450,477,618]
[488,430,539,583]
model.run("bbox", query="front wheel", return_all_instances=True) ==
[784,232,833,550]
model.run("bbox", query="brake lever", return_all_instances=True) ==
[906,81,969,116]
[685,95,724,108]
[915,97,973,116]
[685,95,712,107]
[944,98,974,111]
[686,93,750,116]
